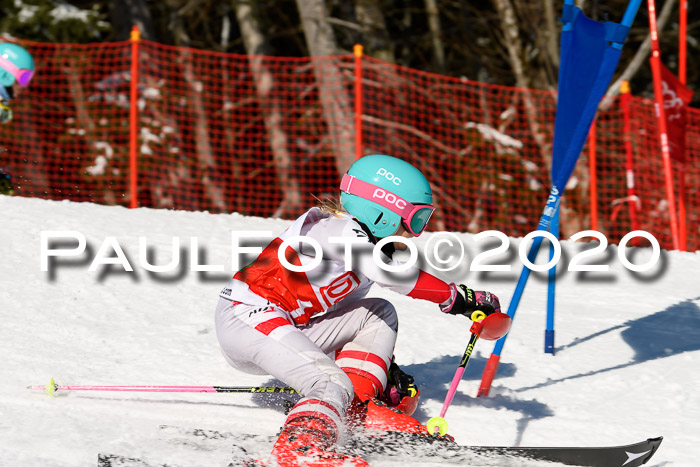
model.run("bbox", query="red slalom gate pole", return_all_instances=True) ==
[646,0,680,250]
[678,0,688,251]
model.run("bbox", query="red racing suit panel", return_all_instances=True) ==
[221,208,453,325]
[233,237,330,324]
[408,270,452,303]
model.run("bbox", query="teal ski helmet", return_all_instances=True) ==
[340,154,434,238]
[0,42,35,89]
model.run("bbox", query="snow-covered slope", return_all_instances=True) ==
[1,196,699,466]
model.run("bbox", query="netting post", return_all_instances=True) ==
[353,44,363,160]
[621,81,640,243]
[588,120,598,231]
[646,0,680,249]
[129,26,141,209]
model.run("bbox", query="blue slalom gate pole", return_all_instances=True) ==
[545,208,560,354]
[620,0,644,32]
[477,0,643,396]
[477,186,561,395]
[563,0,643,36]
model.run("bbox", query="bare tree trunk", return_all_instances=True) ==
[493,0,529,90]
[424,0,445,72]
[492,0,583,234]
[108,0,155,40]
[492,0,550,172]
[63,57,116,203]
[602,0,677,107]
[354,0,394,63]
[167,4,227,212]
[543,0,559,69]
[220,5,246,214]
[166,1,191,47]
[182,56,227,212]
[21,116,51,198]
[295,0,356,176]
[233,0,303,217]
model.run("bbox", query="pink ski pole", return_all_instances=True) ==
[427,312,511,436]
[28,378,299,396]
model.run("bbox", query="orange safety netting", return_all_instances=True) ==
[1,38,697,251]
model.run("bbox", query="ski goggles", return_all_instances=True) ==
[0,55,34,86]
[341,174,435,236]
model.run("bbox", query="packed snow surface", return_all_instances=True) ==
[1,196,699,466]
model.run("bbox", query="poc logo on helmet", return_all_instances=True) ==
[372,188,407,209]
[376,168,401,185]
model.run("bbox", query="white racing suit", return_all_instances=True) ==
[215,207,457,436]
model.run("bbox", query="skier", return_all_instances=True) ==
[0,42,35,124]
[0,42,35,195]
[215,154,501,466]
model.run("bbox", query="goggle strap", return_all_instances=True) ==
[341,174,416,219]
[0,55,33,86]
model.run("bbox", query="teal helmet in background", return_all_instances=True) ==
[340,154,435,238]
[0,42,35,89]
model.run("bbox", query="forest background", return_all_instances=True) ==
[0,0,697,104]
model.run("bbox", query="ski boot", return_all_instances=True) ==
[380,359,420,416]
[346,360,431,435]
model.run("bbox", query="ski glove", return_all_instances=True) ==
[442,284,501,321]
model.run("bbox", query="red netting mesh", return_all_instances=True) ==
[2,40,132,203]
[1,39,697,251]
